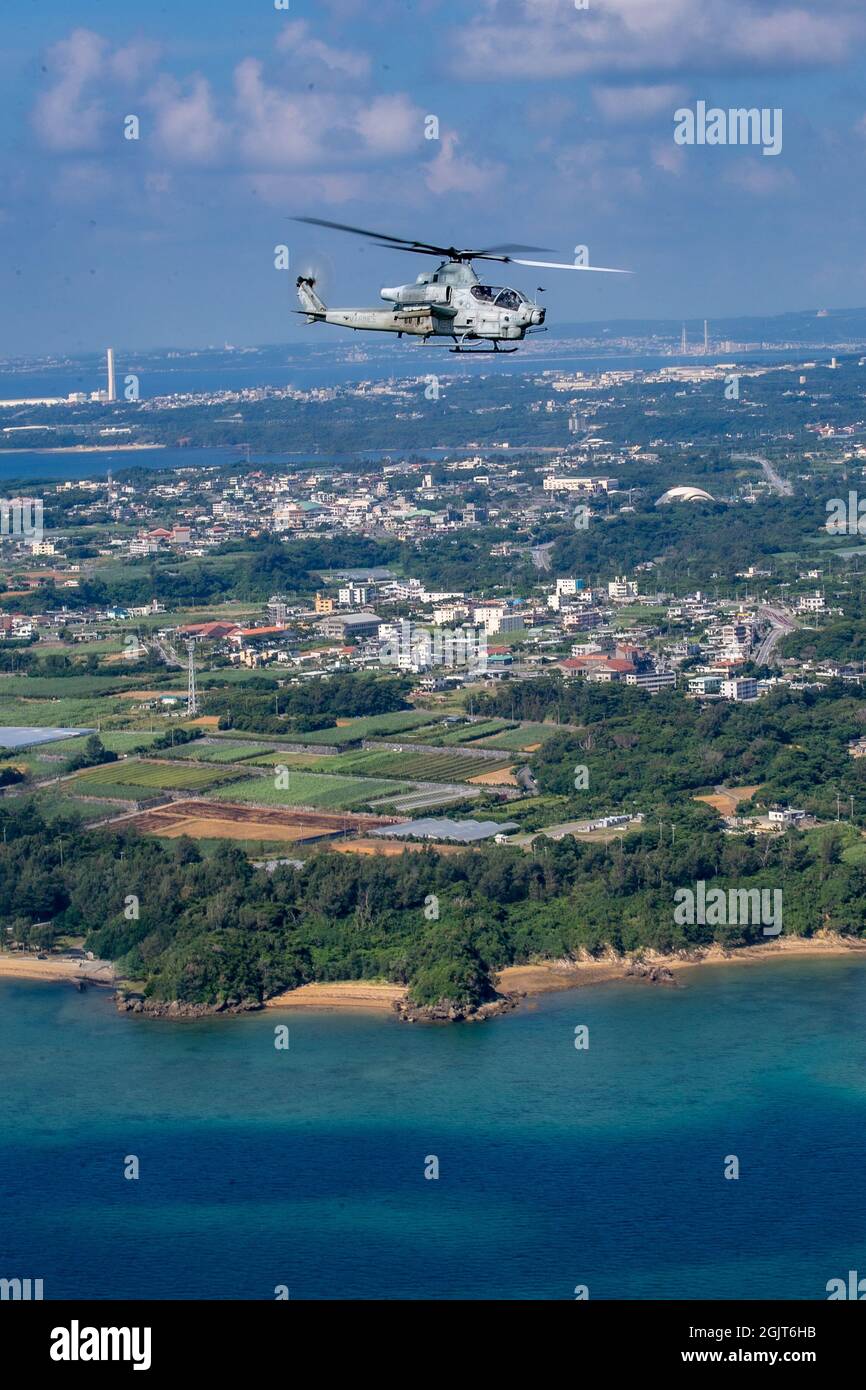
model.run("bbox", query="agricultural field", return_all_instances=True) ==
[17,791,128,824]
[0,675,154,699]
[478,722,570,752]
[246,750,335,769]
[159,741,275,763]
[70,759,249,793]
[203,770,409,811]
[40,731,163,756]
[321,748,515,783]
[0,695,185,732]
[286,710,436,746]
[415,719,517,746]
[121,799,398,846]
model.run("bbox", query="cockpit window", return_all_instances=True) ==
[470,285,502,303]
[495,289,523,310]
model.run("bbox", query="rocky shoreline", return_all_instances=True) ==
[110,934,866,1021]
[115,990,260,1018]
[392,992,519,1024]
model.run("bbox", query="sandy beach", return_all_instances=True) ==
[4,937,864,1015]
[0,954,116,984]
[265,981,406,1011]
[497,934,866,996]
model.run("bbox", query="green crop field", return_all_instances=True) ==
[0,675,151,699]
[0,695,188,733]
[204,771,408,811]
[62,781,170,802]
[421,719,516,745]
[319,748,514,782]
[159,741,274,763]
[286,710,436,746]
[478,723,570,751]
[20,791,129,823]
[40,731,162,756]
[71,759,247,792]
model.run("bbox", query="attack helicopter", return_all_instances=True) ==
[292,216,628,354]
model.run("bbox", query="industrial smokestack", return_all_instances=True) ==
[106,347,116,402]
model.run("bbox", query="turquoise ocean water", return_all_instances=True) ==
[1,957,865,1300]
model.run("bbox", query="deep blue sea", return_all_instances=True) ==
[2,957,865,1301]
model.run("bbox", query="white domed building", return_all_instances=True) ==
[655,485,715,506]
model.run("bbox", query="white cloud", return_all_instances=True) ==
[593,83,685,123]
[148,75,228,165]
[31,29,108,151]
[652,141,685,175]
[424,131,503,194]
[452,0,865,79]
[354,94,422,155]
[233,58,350,168]
[275,21,370,79]
[31,31,161,152]
[724,162,797,194]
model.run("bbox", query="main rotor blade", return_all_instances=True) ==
[509,257,632,273]
[293,216,458,258]
[294,219,558,262]
[471,243,554,255]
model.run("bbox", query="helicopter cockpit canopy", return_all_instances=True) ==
[470,286,528,309]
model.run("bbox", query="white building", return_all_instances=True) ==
[608,575,638,600]
[338,583,372,607]
[721,677,759,701]
[625,670,676,694]
[768,807,807,825]
[797,592,825,613]
[473,605,524,635]
[543,476,618,493]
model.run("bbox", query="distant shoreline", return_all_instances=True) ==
[3,935,864,1015]
[0,443,165,455]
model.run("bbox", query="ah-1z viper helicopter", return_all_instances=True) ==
[293,216,628,354]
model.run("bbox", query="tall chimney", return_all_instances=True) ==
[106,347,116,402]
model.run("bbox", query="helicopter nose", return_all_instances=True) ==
[530,306,545,326]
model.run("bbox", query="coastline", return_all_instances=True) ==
[0,443,165,454]
[0,954,116,985]
[3,934,865,1016]
[262,934,866,1015]
[496,934,866,998]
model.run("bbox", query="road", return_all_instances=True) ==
[531,542,555,572]
[754,605,797,665]
[732,452,794,497]
[152,637,183,668]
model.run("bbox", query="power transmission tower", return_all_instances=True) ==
[187,640,198,717]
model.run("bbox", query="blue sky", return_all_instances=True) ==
[3,0,866,355]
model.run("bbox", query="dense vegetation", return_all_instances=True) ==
[1,799,863,1013]
[206,671,411,733]
[477,678,866,820]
